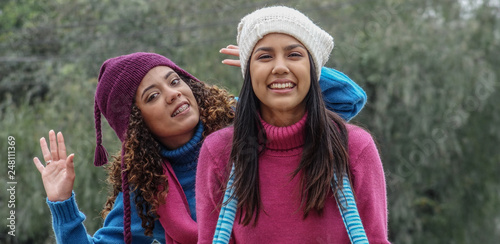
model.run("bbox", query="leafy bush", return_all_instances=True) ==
[1,0,499,243]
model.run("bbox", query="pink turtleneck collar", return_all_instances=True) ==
[259,112,307,151]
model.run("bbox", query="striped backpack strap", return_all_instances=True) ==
[213,166,369,244]
[332,174,369,243]
[213,165,237,244]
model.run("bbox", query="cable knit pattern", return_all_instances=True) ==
[196,117,390,243]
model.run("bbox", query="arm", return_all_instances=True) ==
[34,131,164,244]
[46,192,94,243]
[220,46,367,121]
[349,128,390,243]
[196,139,228,244]
[319,67,367,121]
[95,192,166,243]
[46,192,164,244]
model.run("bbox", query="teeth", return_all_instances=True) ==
[172,104,189,117]
[270,83,294,89]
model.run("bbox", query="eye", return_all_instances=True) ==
[146,92,159,102]
[170,78,181,86]
[257,54,272,60]
[289,52,303,58]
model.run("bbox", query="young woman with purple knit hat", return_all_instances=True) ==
[196,6,390,244]
[33,47,367,242]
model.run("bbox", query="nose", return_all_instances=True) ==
[272,56,289,75]
[165,88,181,104]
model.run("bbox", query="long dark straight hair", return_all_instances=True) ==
[230,53,350,226]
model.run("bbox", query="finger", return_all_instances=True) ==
[68,154,75,166]
[40,137,52,162]
[226,45,238,50]
[66,154,75,171]
[220,48,239,57]
[57,132,67,160]
[33,157,45,173]
[222,59,241,67]
[49,130,59,161]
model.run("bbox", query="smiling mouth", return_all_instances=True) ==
[269,82,296,89]
[172,104,189,117]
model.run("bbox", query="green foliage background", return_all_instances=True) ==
[0,0,499,243]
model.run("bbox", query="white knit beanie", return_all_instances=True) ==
[237,6,334,80]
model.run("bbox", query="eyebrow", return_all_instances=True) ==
[140,71,175,100]
[285,44,306,51]
[253,44,306,54]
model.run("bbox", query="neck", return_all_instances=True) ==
[160,121,204,165]
[159,123,199,150]
[260,107,306,127]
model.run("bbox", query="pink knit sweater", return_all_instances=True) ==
[196,114,390,243]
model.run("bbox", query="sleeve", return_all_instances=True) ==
[195,142,227,244]
[47,192,165,244]
[319,67,367,121]
[350,134,390,244]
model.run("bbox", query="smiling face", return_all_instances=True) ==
[249,33,311,126]
[135,66,200,149]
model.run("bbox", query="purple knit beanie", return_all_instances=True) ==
[93,52,199,243]
[94,52,199,166]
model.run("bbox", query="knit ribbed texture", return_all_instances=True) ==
[237,6,334,79]
[160,121,204,221]
[259,113,306,151]
[47,192,83,225]
[333,174,369,243]
[213,166,236,244]
[318,67,367,122]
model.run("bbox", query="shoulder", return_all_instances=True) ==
[200,126,234,164]
[346,124,374,143]
[198,127,234,183]
[345,124,378,160]
[203,126,234,148]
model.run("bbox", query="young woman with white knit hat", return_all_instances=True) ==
[196,6,390,243]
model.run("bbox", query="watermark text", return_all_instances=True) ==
[6,136,16,237]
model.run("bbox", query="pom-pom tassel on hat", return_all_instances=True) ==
[93,101,109,166]
[94,144,108,167]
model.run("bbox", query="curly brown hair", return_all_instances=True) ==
[100,77,235,236]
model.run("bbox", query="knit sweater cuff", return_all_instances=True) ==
[46,192,85,225]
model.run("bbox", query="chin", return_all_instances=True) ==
[186,115,200,127]
[269,102,300,112]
